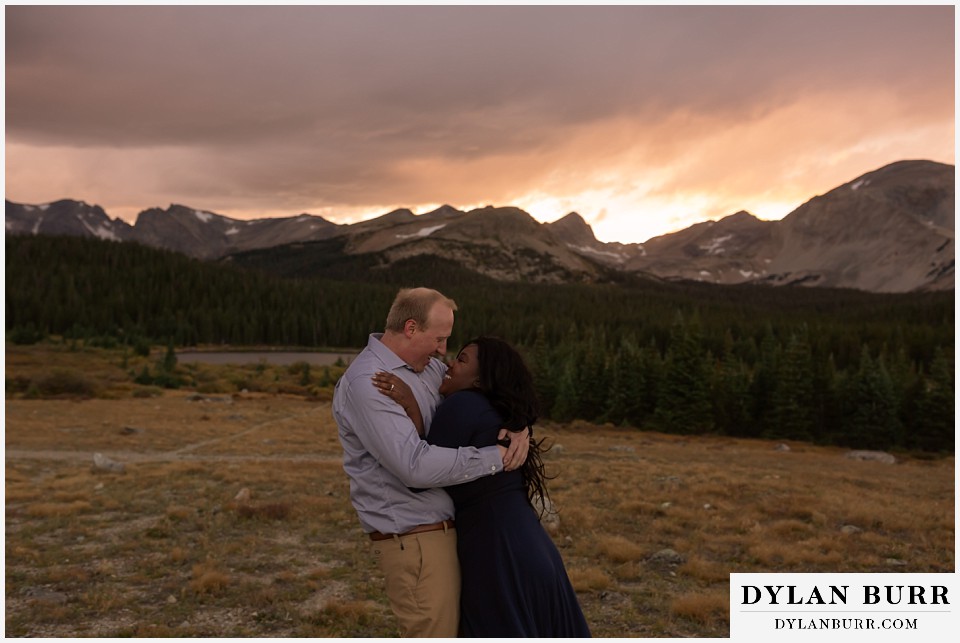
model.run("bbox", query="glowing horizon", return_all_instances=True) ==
[5,5,954,245]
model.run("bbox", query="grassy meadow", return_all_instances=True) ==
[4,342,955,637]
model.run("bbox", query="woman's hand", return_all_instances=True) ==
[498,427,530,471]
[373,371,415,408]
[372,371,424,436]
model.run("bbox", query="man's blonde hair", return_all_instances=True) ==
[385,287,458,333]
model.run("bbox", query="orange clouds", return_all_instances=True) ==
[5,5,954,243]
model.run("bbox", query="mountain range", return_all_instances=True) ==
[5,159,954,293]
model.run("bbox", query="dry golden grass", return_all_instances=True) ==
[596,535,648,563]
[4,343,955,637]
[23,500,94,517]
[567,566,613,592]
[678,556,732,583]
[189,562,232,595]
[670,590,729,623]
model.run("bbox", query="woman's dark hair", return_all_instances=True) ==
[463,336,553,515]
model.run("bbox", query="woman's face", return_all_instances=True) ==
[439,344,480,397]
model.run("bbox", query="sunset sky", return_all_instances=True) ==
[4,4,955,244]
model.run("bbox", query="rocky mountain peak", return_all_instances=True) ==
[460,206,541,234]
[766,160,954,291]
[422,204,464,219]
[724,210,758,223]
[5,198,129,240]
[5,159,953,292]
[378,208,416,222]
[547,212,598,245]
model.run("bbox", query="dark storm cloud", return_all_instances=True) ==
[8,5,951,143]
[4,4,954,238]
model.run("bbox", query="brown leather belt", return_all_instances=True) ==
[368,519,455,541]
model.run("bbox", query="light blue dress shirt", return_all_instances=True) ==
[333,333,503,534]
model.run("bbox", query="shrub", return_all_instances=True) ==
[87,335,118,349]
[8,324,46,345]
[567,567,611,592]
[134,365,183,389]
[132,338,151,357]
[233,502,293,521]
[189,562,230,595]
[670,591,729,623]
[33,369,99,398]
[6,376,32,394]
[25,501,93,517]
[287,361,310,375]
[150,371,182,389]
[196,380,231,394]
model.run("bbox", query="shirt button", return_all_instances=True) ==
[490,465,497,471]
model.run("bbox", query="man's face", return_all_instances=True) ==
[407,303,454,372]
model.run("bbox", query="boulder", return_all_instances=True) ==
[93,453,125,473]
[648,548,685,566]
[845,450,896,464]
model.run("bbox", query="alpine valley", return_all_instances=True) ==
[5,159,954,293]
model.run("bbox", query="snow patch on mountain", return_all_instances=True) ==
[701,234,732,255]
[395,224,447,239]
[569,244,628,262]
[194,210,214,223]
[79,218,118,241]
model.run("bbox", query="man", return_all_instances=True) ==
[332,287,529,637]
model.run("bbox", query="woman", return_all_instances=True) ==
[373,336,590,637]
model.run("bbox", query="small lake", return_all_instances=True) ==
[176,350,358,366]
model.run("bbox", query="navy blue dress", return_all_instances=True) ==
[427,390,591,637]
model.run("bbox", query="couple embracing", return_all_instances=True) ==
[332,287,590,637]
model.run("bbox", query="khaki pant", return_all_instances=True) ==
[371,527,460,637]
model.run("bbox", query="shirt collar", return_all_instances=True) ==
[367,333,414,372]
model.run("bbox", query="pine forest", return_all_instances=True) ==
[6,235,955,453]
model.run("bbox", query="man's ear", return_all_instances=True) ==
[403,319,418,338]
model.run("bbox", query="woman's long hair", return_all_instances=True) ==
[464,336,553,515]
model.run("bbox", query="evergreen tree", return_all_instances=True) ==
[530,324,557,416]
[163,341,178,373]
[910,347,955,452]
[748,326,781,437]
[711,333,752,436]
[883,344,918,440]
[845,347,902,449]
[299,362,312,386]
[550,351,582,422]
[653,313,712,434]
[577,329,609,422]
[767,330,816,441]
[629,339,663,427]
[603,335,642,425]
[812,353,841,444]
